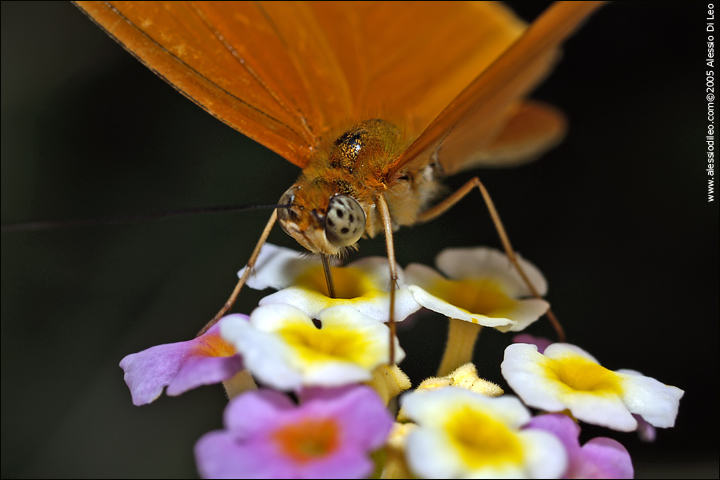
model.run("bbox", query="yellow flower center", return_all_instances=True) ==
[544,353,623,395]
[278,317,379,368]
[272,417,339,462]
[296,265,380,299]
[430,278,515,316]
[445,405,523,469]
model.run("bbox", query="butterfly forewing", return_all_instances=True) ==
[305,1,527,138]
[441,100,567,173]
[75,1,532,165]
[75,1,321,167]
[431,51,564,176]
[390,1,605,178]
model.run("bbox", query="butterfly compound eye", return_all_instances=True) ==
[325,195,366,247]
[277,186,300,235]
[278,186,297,210]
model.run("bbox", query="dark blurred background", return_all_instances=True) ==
[2,2,717,478]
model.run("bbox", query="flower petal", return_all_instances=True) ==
[196,386,392,479]
[222,304,403,390]
[435,247,548,297]
[220,312,303,391]
[239,243,327,291]
[513,334,553,354]
[401,388,566,478]
[525,413,581,456]
[300,386,394,451]
[406,284,511,327]
[502,343,683,432]
[526,413,633,479]
[256,254,421,322]
[119,315,245,405]
[616,369,684,428]
[577,437,633,479]
[260,285,420,324]
[502,343,637,431]
[195,430,285,479]
[406,263,547,331]
[224,389,296,436]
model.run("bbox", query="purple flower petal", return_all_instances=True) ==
[575,437,633,479]
[294,448,373,479]
[165,354,244,396]
[119,315,247,405]
[196,386,393,479]
[225,389,297,437]
[526,414,633,479]
[526,413,582,455]
[513,333,552,353]
[195,431,287,479]
[633,413,657,442]
[301,386,393,450]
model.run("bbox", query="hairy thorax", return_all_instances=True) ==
[277,119,443,256]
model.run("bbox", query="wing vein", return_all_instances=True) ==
[252,1,320,143]
[186,1,318,148]
[98,1,305,142]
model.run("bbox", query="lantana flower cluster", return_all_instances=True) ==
[120,243,683,478]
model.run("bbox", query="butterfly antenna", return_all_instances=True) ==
[1,204,288,233]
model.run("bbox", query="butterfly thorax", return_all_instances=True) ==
[277,119,442,256]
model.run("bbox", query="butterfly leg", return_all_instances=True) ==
[375,193,399,365]
[417,177,565,341]
[197,209,278,336]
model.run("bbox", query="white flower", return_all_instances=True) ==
[501,342,684,431]
[406,247,549,331]
[401,388,567,478]
[240,243,421,322]
[220,304,404,391]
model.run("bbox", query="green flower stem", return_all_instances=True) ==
[437,318,482,377]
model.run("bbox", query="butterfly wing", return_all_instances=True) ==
[74,1,355,167]
[439,100,567,174]
[74,1,531,168]
[304,2,528,138]
[389,1,606,178]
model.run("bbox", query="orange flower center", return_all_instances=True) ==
[191,331,236,357]
[272,417,340,462]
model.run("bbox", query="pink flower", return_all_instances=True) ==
[513,333,552,353]
[195,386,392,479]
[526,414,633,479]
[119,315,246,405]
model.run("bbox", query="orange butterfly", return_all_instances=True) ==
[73,1,604,347]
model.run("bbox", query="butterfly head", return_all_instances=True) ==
[277,185,366,257]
